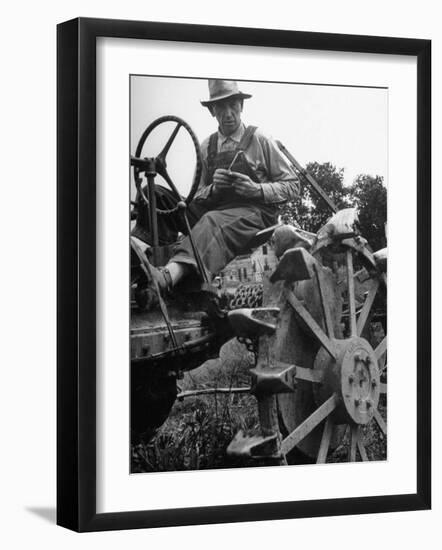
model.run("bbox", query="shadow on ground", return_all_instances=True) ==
[26,507,56,524]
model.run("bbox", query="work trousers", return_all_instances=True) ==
[134,186,277,279]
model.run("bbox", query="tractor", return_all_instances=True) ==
[130,115,387,465]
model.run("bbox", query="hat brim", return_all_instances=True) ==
[201,91,252,107]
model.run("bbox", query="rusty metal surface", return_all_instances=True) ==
[131,323,211,361]
[270,247,316,283]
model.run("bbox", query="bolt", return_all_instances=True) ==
[354,398,361,407]
[348,375,354,384]
[371,378,377,387]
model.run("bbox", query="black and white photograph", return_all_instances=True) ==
[0,0,435,542]
[53,12,431,535]
[129,75,388,473]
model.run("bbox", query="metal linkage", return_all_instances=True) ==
[276,141,337,214]
[179,202,210,285]
[177,387,251,401]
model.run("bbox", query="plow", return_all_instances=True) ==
[130,116,387,465]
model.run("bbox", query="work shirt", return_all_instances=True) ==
[194,123,300,206]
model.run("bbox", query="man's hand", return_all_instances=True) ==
[229,171,263,199]
[212,168,234,191]
[212,168,263,200]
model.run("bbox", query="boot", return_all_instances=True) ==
[131,237,173,297]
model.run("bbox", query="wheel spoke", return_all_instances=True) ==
[314,264,334,338]
[346,250,357,337]
[373,409,387,436]
[156,165,182,200]
[158,122,182,159]
[286,291,337,360]
[374,336,387,363]
[281,393,338,456]
[356,430,369,461]
[316,416,334,463]
[343,238,377,271]
[349,425,358,461]
[356,279,380,336]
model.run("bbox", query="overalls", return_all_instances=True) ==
[133,126,278,278]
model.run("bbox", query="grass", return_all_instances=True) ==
[131,339,261,472]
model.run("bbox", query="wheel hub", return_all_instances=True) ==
[313,336,380,425]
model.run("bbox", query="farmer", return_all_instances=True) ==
[136,79,300,292]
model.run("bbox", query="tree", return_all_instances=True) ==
[281,161,349,232]
[348,174,387,252]
[280,162,387,252]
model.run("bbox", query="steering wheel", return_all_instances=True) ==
[131,115,202,215]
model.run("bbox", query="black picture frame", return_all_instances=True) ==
[57,17,431,532]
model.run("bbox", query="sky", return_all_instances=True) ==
[130,75,387,199]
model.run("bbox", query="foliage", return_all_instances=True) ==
[281,162,387,251]
[281,162,349,232]
[349,174,387,252]
[131,340,262,472]
[131,391,261,472]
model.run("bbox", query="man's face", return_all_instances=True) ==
[211,97,243,136]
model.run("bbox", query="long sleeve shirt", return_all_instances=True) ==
[194,123,300,205]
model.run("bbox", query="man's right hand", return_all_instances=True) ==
[212,168,234,197]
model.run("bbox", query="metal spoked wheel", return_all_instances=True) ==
[271,239,387,463]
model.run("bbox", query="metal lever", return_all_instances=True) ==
[178,202,210,285]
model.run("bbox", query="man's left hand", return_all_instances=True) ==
[229,171,263,200]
